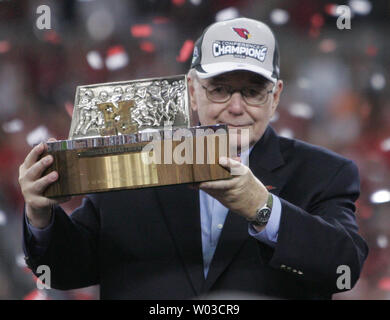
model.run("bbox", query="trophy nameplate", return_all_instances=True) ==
[43,75,232,197]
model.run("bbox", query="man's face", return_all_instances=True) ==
[188,70,283,149]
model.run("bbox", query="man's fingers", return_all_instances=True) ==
[23,142,45,170]
[219,156,248,176]
[26,195,60,209]
[32,171,58,194]
[199,177,237,191]
[47,137,57,143]
[25,155,54,181]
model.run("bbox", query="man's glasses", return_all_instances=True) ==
[201,84,274,106]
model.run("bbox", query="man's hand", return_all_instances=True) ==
[18,138,71,229]
[199,156,269,228]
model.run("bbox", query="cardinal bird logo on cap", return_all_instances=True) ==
[233,27,251,40]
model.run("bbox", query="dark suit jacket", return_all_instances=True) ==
[23,126,368,299]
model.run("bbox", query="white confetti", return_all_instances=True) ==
[377,235,388,249]
[86,51,103,70]
[0,210,6,226]
[370,73,386,90]
[349,0,372,15]
[106,49,129,71]
[270,9,289,25]
[215,7,239,22]
[370,189,390,204]
[2,119,24,133]
[279,128,294,139]
[288,102,314,119]
[380,137,390,152]
[26,126,49,146]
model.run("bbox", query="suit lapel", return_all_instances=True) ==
[154,184,205,295]
[203,126,287,292]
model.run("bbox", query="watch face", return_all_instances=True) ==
[255,208,271,225]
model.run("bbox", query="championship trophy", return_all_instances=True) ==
[43,75,232,197]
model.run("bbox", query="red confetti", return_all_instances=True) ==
[324,3,337,16]
[309,27,320,38]
[366,45,378,57]
[172,0,186,6]
[65,101,74,118]
[311,13,324,28]
[107,45,125,57]
[0,40,11,53]
[131,25,152,38]
[378,277,390,291]
[153,16,170,24]
[23,289,49,300]
[319,39,337,53]
[140,41,156,53]
[176,40,194,63]
[44,30,61,44]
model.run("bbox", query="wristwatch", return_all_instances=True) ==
[248,193,273,226]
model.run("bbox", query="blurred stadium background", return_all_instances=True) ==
[0,0,389,300]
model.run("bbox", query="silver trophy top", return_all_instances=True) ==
[68,74,190,140]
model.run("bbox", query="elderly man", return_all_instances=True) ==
[19,17,368,299]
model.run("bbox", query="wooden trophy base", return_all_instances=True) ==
[43,125,232,197]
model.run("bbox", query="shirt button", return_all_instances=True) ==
[217,224,223,229]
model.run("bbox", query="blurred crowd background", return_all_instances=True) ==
[0,0,389,300]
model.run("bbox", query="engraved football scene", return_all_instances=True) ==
[70,78,189,139]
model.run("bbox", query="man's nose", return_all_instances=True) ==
[227,91,245,115]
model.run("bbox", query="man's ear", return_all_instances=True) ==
[187,75,198,112]
[271,79,283,115]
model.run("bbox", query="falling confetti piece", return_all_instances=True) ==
[324,3,338,16]
[153,16,170,24]
[2,119,24,133]
[190,0,202,5]
[380,138,390,152]
[65,101,74,118]
[311,13,324,28]
[86,51,104,70]
[172,0,186,6]
[270,9,290,25]
[319,38,337,53]
[289,103,314,119]
[131,25,152,38]
[106,45,129,71]
[26,126,49,146]
[140,41,156,53]
[279,128,294,139]
[365,45,378,57]
[370,189,390,204]
[378,277,390,291]
[44,30,61,44]
[23,290,49,300]
[0,210,6,226]
[349,0,372,15]
[215,7,239,22]
[377,235,388,248]
[0,40,10,53]
[370,73,386,90]
[176,39,194,62]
